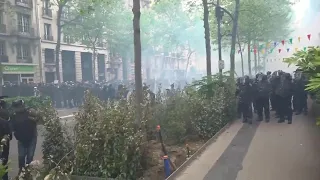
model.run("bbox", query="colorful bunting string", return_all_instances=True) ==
[237,33,318,55]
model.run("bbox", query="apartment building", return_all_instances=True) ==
[0,0,41,84]
[38,0,120,83]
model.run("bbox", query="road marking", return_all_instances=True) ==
[60,114,75,119]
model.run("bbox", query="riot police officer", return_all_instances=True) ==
[255,74,271,122]
[276,73,294,124]
[236,76,254,124]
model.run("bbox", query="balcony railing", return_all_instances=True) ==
[42,8,52,17]
[17,57,32,63]
[0,24,6,34]
[0,55,8,62]
[44,35,53,41]
[15,27,36,37]
[15,0,32,8]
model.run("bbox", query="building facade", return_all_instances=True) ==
[38,0,117,83]
[0,0,41,84]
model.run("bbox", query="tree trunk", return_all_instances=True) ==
[229,0,240,79]
[185,50,194,78]
[55,7,63,83]
[132,0,143,126]
[247,40,252,76]
[237,33,244,76]
[122,56,128,81]
[0,63,3,96]
[257,45,261,72]
[92,47,96,81]
[202,0,212,77]
[253,41,257,75]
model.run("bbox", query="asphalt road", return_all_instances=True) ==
[8,108,77,178]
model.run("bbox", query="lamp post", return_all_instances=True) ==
[215,0,224,75]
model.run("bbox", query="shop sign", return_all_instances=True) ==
[2,65,34,73]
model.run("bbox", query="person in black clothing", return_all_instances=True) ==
[10,100,38,174]
[255,74,271,122]
[0,97,11,180]
[276,73,294,124]
[236,76,254,124]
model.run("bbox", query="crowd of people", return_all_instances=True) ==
[236,69,308,125]
[1,79,187,109]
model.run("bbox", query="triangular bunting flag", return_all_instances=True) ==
[261,49,265,54]
[281,40,285,45]
[267,42,270,48]
[278,49,282,53]
[298,37,301,42]
[304,47,307,51]
[307,34,311,40]
[254,49,257,54]
[274,42,277,47]
[289,38,293,44]
[287,48,290,52]
[295,48,298,52]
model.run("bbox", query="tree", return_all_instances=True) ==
[52,0,92,83]
[132,0,143,126]
[64,0,120,80]
[203,0,212,76]
[237,0,292,75]
[140,0,205,78]
[208,0,292,76]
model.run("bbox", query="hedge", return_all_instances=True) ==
[4,96,51,109]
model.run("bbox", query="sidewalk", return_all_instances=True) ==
[175,112,320,180]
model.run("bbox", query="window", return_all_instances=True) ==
[42,0,52,17]
[44,48,54,63]
[17,44,30,60]
[44,23,51,40]
[61,7,70,19]
[63,33,74,43]
[17,13,30,33]
[0,40,5,55]
[43,0,50,9]
[0,11,3,25]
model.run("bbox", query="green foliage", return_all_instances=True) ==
[143,0,205,55]
[284,46,320,125]
[37,74,236,179]
[209,0,292,47]
[4,96,51,109]
[73,92,146,179]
